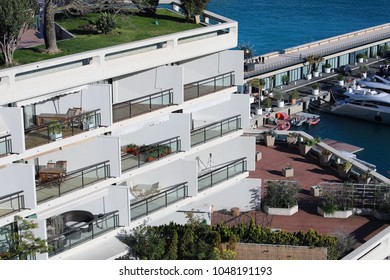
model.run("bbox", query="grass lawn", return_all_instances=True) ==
[13,9,201,65]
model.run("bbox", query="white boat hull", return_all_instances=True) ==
[331,103,390,125]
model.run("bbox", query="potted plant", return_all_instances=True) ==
[305,54,316,80]
[286,132,298,148]
[358,169,372,184]
[250,78,266,115]
[263,180,299,216]
[48,121,63,141]
[312,83,320,96]
[282,163,294,177]
[289,90,299,105]
[264,130,276,147]
[317,186,353,218]
[273,89,284,108]
[281,74,289,85]
[337,161,353,178]
[319,149,332,166]
[324,63,332,73]
[359,64,369,78]
[268,75,275,94]
[313,56,324,77]
[299,136,321,156]
[264,97,272,112]
[356,53,365,63]
[126,144,139,154]
[337,74,344,86]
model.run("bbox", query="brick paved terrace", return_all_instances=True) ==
[212,142,389,247]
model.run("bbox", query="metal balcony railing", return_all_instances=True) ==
[0,134,12,157]
[24,109,101,150]
[0,191,25,217]
[198,157,247,192]
[191,115,241,147]
[36,160,110,204]
[121,137,181,172]
[130,182,188,221]
[47,210,119,256]
[184,72,235,101]
[113,89,173,123]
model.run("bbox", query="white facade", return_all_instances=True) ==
[0,8,257,260]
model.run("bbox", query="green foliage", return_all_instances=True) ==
[180,0,209,22]
[273,89,284,101]
[95,12,117,34]
[132,0,159,15]
[264,180,299,208]
[303,136,321,146]
[264,97,272,108]
[0,0,38,65]
[320,185,353,214]
[0,216,48,260]
[48,121,62,134]
[289,90,299,100]
[312,82,320,90]
[264,130,276,137]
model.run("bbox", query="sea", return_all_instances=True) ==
[207,0,390,176]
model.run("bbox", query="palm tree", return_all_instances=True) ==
[250,78,266,107]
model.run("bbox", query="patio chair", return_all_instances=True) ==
[66,107,83,130]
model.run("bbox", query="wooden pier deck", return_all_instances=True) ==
[322,138,364,153]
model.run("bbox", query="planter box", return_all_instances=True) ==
[313,71,319,77]
[276,100,284,108]
[50,132,62,141]
[264,205,298,216]
[299,143,311,156]
[265,135,275,147]
[319,154,332,166]
[256,151,262,161]
[338,80,344,86]
[282,167,294,177]
[337,165,351,178]
[312,89,319,96]
[310,186,322,197]
[317,206,353,218]
[307,73,312,80]
[324,67,331,74]
[287,136,297,148]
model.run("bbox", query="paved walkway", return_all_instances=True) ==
[19,29,44,49]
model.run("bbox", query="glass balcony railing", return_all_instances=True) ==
[121,137,181,172]
[191,115,241,147]
[0,134,12,157]
[36,161,110,204]
[47,210,119,257]
[130,182,188,221]
[25,109,101,150]
[0,191,25,218]
[113,89,173,123]
[198,158,247,192]
[184,72,235,101]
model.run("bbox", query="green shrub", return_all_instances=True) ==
[95,12,116,34]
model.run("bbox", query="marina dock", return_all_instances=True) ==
[322,138,364,153]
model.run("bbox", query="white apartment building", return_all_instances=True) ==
[0,6,259,259]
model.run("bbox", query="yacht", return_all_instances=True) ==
[359,74,390,92]
[331,86,390,124]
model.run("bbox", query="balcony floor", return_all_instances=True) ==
[25,127,85,150]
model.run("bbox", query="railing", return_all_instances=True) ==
[184,72,235,101]
[198,157,247,192]
[121,137,181,172]
[244,31,390,78]
[0,134,12,157]
[47,210,119,257]
[36,161,110,204]
[191,115,241,146]
[24,109,101,150]
[130,182,188,221]
[0,191,25,217]
[113,89,174,123]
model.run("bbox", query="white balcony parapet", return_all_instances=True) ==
[0,10,238,105]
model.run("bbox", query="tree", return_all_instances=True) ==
[250,78,265,108]
[180,0,209,22]
[0,0,38,66]
[0,216,48,260]
[95,12,116,34]
[132,0,159,16]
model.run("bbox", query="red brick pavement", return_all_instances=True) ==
[212,143,389,246]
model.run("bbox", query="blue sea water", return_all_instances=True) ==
[207,0,390,176]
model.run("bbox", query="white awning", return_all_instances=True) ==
[16,85,87,107]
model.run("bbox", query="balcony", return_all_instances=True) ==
[0,191,25,218]
[130,182,188,221]
[184,72,235,101]
[113,89,173,123]
[0,134,12,157]
[121,137,181,172]
[191,115,241,147]
[198,157,247,192]
[47,210,119,257]
[25,109,101,150]
[36,160,110,204]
